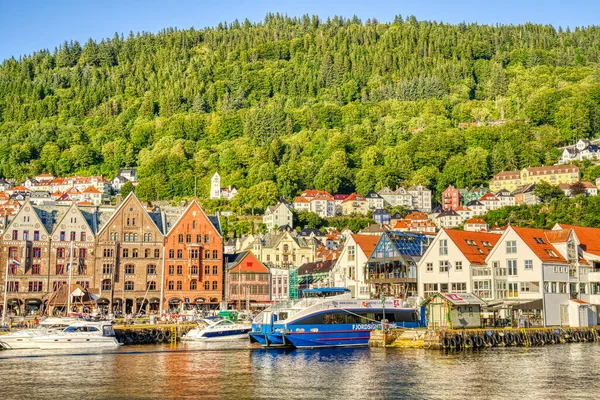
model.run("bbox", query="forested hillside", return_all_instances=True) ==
[1,14,600,204]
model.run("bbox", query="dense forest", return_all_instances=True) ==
[1,14,600,208]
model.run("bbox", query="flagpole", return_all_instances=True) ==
[1,258,9,326]
[67,241,74,316]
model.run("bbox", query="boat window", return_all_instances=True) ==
[332,313,346,324]
[87,326,99,332]
[64,326,85,332]
[345,314,361,324]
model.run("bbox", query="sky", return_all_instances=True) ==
[1,0,599,62]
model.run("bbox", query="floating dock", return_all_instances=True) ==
[369,327,600,350]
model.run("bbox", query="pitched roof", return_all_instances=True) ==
[351,234,380,258]
[293,196,310,204]
[298,259,336,275]
[480,193,499,201]
[444,229,500,264]
[82,185,101,194]
[227,251,268,273]
[405,211,428,221]
[465,218,487,225]
[342,193,366,203]
[511,227,568,263]
[555,224,600,257]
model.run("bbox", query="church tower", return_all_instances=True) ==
[210,172,221,199]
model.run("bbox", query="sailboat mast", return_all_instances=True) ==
[67,240,74,316]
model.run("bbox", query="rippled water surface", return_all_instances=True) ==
[1,342,599,399]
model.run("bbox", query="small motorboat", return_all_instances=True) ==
[31,320,121,349]
[182,318,251,342]
[0,317,80,350]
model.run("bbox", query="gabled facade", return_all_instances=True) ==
[341,193,368,215]
[263,202,293,232]
[407,185,432,212]
[94,192,165,315]
[227,252,271,305]
[417,229,499,299]
[164,200,223,311]
[252,231,316,269]
[365,191,385,210]
[332,234,379,299]
[0,201,52,315]
[378,186,412,209]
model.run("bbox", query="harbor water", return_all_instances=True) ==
[1,342,599,399]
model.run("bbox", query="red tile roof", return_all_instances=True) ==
[465,218,487,225]
[511,227,568,263]
[351,234,380,258]
[293,196,310,203]
[405,212,428,221]
[480,193,499,201]
[342,193,366,203]
[83,185,101,194]
[556,224,600,257]
[444,229,500,264]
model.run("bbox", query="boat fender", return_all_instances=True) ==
[464,336,473,347]
[164,329,172,339]
[505,332,513,345]
[483,334,492,346]
[453,334,463,346]
[156,332,165,342]
[442,337,451,348]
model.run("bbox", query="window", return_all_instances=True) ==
[533,237,545,244]
[79,248,87,259]
[191,266,198,275]
[76,281,89,289]
[122,248,129,258]
[32,264,41,275]
[455,261,462,271]
[169,265,174,275]
[439,239,448,256]
[204,235,210,244]
[212,250,218,259]
[53,281,66,291]
[205,265,210,275]
[146,281,156,291]
[190,249,199,259]
[103,248,114,258]
[559,282,567,294]
[426,262,433,272]
[423,283,439,297]
[508,283,518,297]
[177,265,183,275]
[169,249,175,258]
[145,249,151,258]
[29,281,42,292]
[102,264,113,275]
[451,282,466,293]
[521,282,530,292]
[34,231,39,241]
[7,282,19,292]
[8,247,18,258]
[439,260,450,273]
[101,279,112,291]
[110,232,118,241]
[196,234,202,243]
[125,281,135,291]
[177,249,183,259]
[56,264,65,275]
[212,281,218,290]
[23,230,29,240]
[213,265,218,275]
[440,283,448,293]
[190,280,197,290]
[80,232,86,241]
[186,234,191,243]
[168,281,174,290]
[192,221,196,230]
[507,259,517,276]
[204,281,210,290]
[176,281,182,290]
[154,249,160,258]
[178,234,184,243]
[33,247,41,258]
[205,250,210,259]
[70,231,76,241]
[144,233,152,242]
[132,249,138,258]
[506,240,517,254]
[125,265,135,274]
[133,233,138,242]
[12,230,18,240]
[348,246,355,261]
[147,265,156,275]
[524,260,533,270]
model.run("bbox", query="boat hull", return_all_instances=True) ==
[32,337,121,349]
[284,329,372,348]
[0,336,39,350]
[182,327,251,342]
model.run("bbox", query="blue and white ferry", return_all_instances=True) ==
[250,288,425,348]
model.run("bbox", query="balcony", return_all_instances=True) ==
[588,294,600,305]
[588,271,600,282]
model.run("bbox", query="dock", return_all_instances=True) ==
[369,326,600,350]
[113,323,197,345]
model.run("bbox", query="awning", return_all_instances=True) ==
[25,299,42,305]
[168,298,182,304]
[96,298,110,305]
[510,299,544,311]
[149,297,161,304]
[7,298,22,305]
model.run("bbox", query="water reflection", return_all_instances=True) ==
[1,343,599,399]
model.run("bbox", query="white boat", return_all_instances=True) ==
[0,317,80,350]
[182,319,252,342]
[31,321,121,349]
